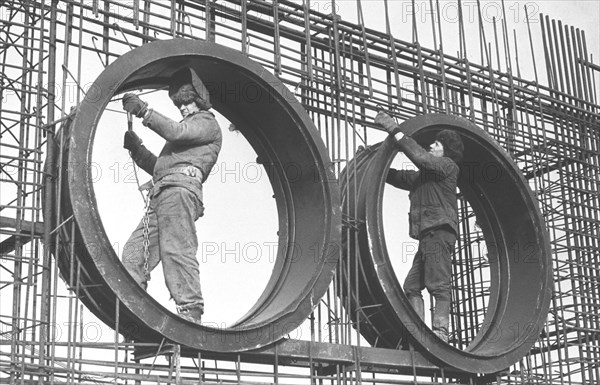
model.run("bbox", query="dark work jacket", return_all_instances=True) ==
[386,136,459,240]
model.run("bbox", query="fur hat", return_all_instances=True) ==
[436,129,464,164]
[168,68,212,110]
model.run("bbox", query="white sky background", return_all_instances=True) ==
[1,0,599,347]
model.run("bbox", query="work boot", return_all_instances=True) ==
[432,299,450,343]
[178,306,203,324]
[399,295,425,351]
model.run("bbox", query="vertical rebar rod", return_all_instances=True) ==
[356,0,372,96]
[414,36,427,113]
[12,1,30,381]
[476,0,489,131]
[241,0,247,53]
[272,0,281,75]
[575,29,591,105]
[330,0,341,91]
[76,268,84,383]
[274,342,279,385]
[581,32,598,107]
[492,17,501,72]
[48,3,76,382]
[457,0,474,121]
[66,4,84,380]
[551,20,566,95]
[564,23,581,108]
[142,0,150,44]
[428,0,437,52]
[347,34,362,348]
[500,0,517,154]
[513,30,521,78]
[540,15,556,96]
[38,1,60,382]
[340,31,352,347]
[29,4,47,384]
[170,0,176,36]
[437,0,449,113]
[132,0,139,29]
[409,0,427,114]
[457,0,465,59]
[567,26,584,107]
[557,20,573,98]
[197,351,203,384]
[383,0,402,106]
[102,1,110,65]
[205,0,213,42]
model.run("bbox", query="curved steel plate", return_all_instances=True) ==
[53,38,340,352]
[341,114,552,373]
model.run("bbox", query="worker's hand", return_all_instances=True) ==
[123,130,143,153]
[375,111,399,134]
[122,93,148,118]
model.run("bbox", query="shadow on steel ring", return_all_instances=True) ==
[340,114,552,373]
[47,39,340,352]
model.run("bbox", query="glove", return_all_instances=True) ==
[123,130,143,153]
[122,93,148,118]
[375,111,399,134]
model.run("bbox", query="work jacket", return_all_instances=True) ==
[130,109,222,205]
[386,136,459,240]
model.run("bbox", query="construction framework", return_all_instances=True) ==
[1,0,598,384]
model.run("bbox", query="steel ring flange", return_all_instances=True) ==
[64,38,340,352]
[342,114,552,373]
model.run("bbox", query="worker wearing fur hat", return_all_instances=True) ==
[120,67,222,324]
[375,111,464,343]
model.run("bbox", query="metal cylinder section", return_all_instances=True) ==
[341,114,552,373]
[56,39,340,352]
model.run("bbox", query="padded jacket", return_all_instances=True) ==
[131,109,222,183]
[386,136,459,240]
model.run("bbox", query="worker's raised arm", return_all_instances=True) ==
[142,109,220,145]
[395,136,457,177]
[374,111,459,177]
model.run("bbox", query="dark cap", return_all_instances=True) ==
[435,129,464,164]
[168,67,211,109]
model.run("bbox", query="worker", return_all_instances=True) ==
[375,111,464,343]
[120,67,222,324]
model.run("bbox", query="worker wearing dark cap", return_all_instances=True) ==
[375,111,464,343]
[120,67,222,324]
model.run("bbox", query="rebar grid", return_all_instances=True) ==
[1,0,599,384]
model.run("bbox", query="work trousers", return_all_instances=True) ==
[122,183,205,313]
[403,227,456,340]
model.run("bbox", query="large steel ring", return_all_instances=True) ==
[55,39,340,352]
[341,114,552,373]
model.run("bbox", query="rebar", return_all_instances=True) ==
[0,0,599,384]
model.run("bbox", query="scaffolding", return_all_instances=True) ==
[1,0,599,384]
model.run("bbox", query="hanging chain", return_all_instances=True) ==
[126,113,152,281]
[141,191,151,281]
